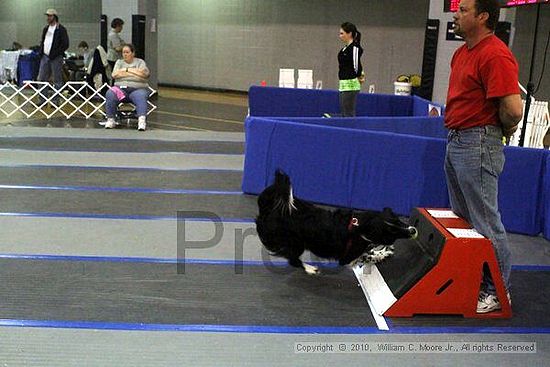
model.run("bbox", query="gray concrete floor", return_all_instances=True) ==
[0,90,548,366]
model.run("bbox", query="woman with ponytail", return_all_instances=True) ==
[338,22,365,117]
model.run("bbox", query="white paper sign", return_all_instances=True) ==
[447,228,485,238]
[427,209,459,218]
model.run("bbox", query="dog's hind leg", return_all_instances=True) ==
[288,257,320,275]
[288,257,304,269]
[302,262,320,275]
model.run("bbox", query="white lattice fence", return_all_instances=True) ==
[509,99,549,149]
[0,81,157,120]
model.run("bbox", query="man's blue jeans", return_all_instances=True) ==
[37,55,64,103]
[444,125,511,294]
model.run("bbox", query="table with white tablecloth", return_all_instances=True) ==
[0,50,20,83]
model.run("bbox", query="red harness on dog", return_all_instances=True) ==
[348,217,359,230]
[343,216,375,261]
[343,217,360,259]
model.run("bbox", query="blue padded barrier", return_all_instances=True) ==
[356,93,413,117]
[273,116,448,139]
[244,87,547,239]
[248,86,339,117]
[248,86,425,118]
[412,95,445,117]
[544,152,550,239]
[243,117,548,238]
[499,147,547,235]
[242,117,450,215]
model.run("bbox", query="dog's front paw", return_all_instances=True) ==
[365,245,395,264]
[350,256,368,268]
[303,263,320,275]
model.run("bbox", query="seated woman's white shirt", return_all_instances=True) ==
[113,58,150,89]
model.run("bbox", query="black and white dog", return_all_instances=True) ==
[255,170,418,275]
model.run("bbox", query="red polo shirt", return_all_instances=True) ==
[445,35,520,130]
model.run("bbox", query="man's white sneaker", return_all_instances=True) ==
[104,118,115,129]
[138,116,146,131]
[476,291,511,313]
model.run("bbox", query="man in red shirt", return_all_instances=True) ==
[444,0,523,313]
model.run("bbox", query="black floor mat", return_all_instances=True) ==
[0,137,243,154]
[0,259,374,327]
[388,270,550,329]
[0,167,243,191]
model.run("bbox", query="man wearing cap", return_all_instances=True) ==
[38,9,69,101]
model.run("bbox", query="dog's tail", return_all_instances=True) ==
[273,169,297,214]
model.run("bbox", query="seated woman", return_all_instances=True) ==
[77,41,92,69]
[104,44,150,131]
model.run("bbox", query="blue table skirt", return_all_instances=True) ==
[247,86,444,118]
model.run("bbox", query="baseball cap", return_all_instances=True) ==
[45,9,58,16]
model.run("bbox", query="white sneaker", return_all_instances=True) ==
[476,291,511,313]
[104,118,115,129]
[137,116,146,131]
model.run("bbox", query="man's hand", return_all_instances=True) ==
[497,94,523,140]
[499,94,523,129]
[502,124,518,138]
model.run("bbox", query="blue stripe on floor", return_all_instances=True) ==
[0,253,546,272]
[385,326,550,334]
[383,318,548,333]
[0,319,547,334]
[0,184,242,195]
[0,165,242,172]
[0,319,382,334]
[0,254,550,272]
[0,148,243,155]
[0,254,340,268]
[0,137,241,144]
[0,212,255,222]
[511,265,550,272]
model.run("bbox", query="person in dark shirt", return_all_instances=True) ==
[338,22,364,117]
[37,8,69,102]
